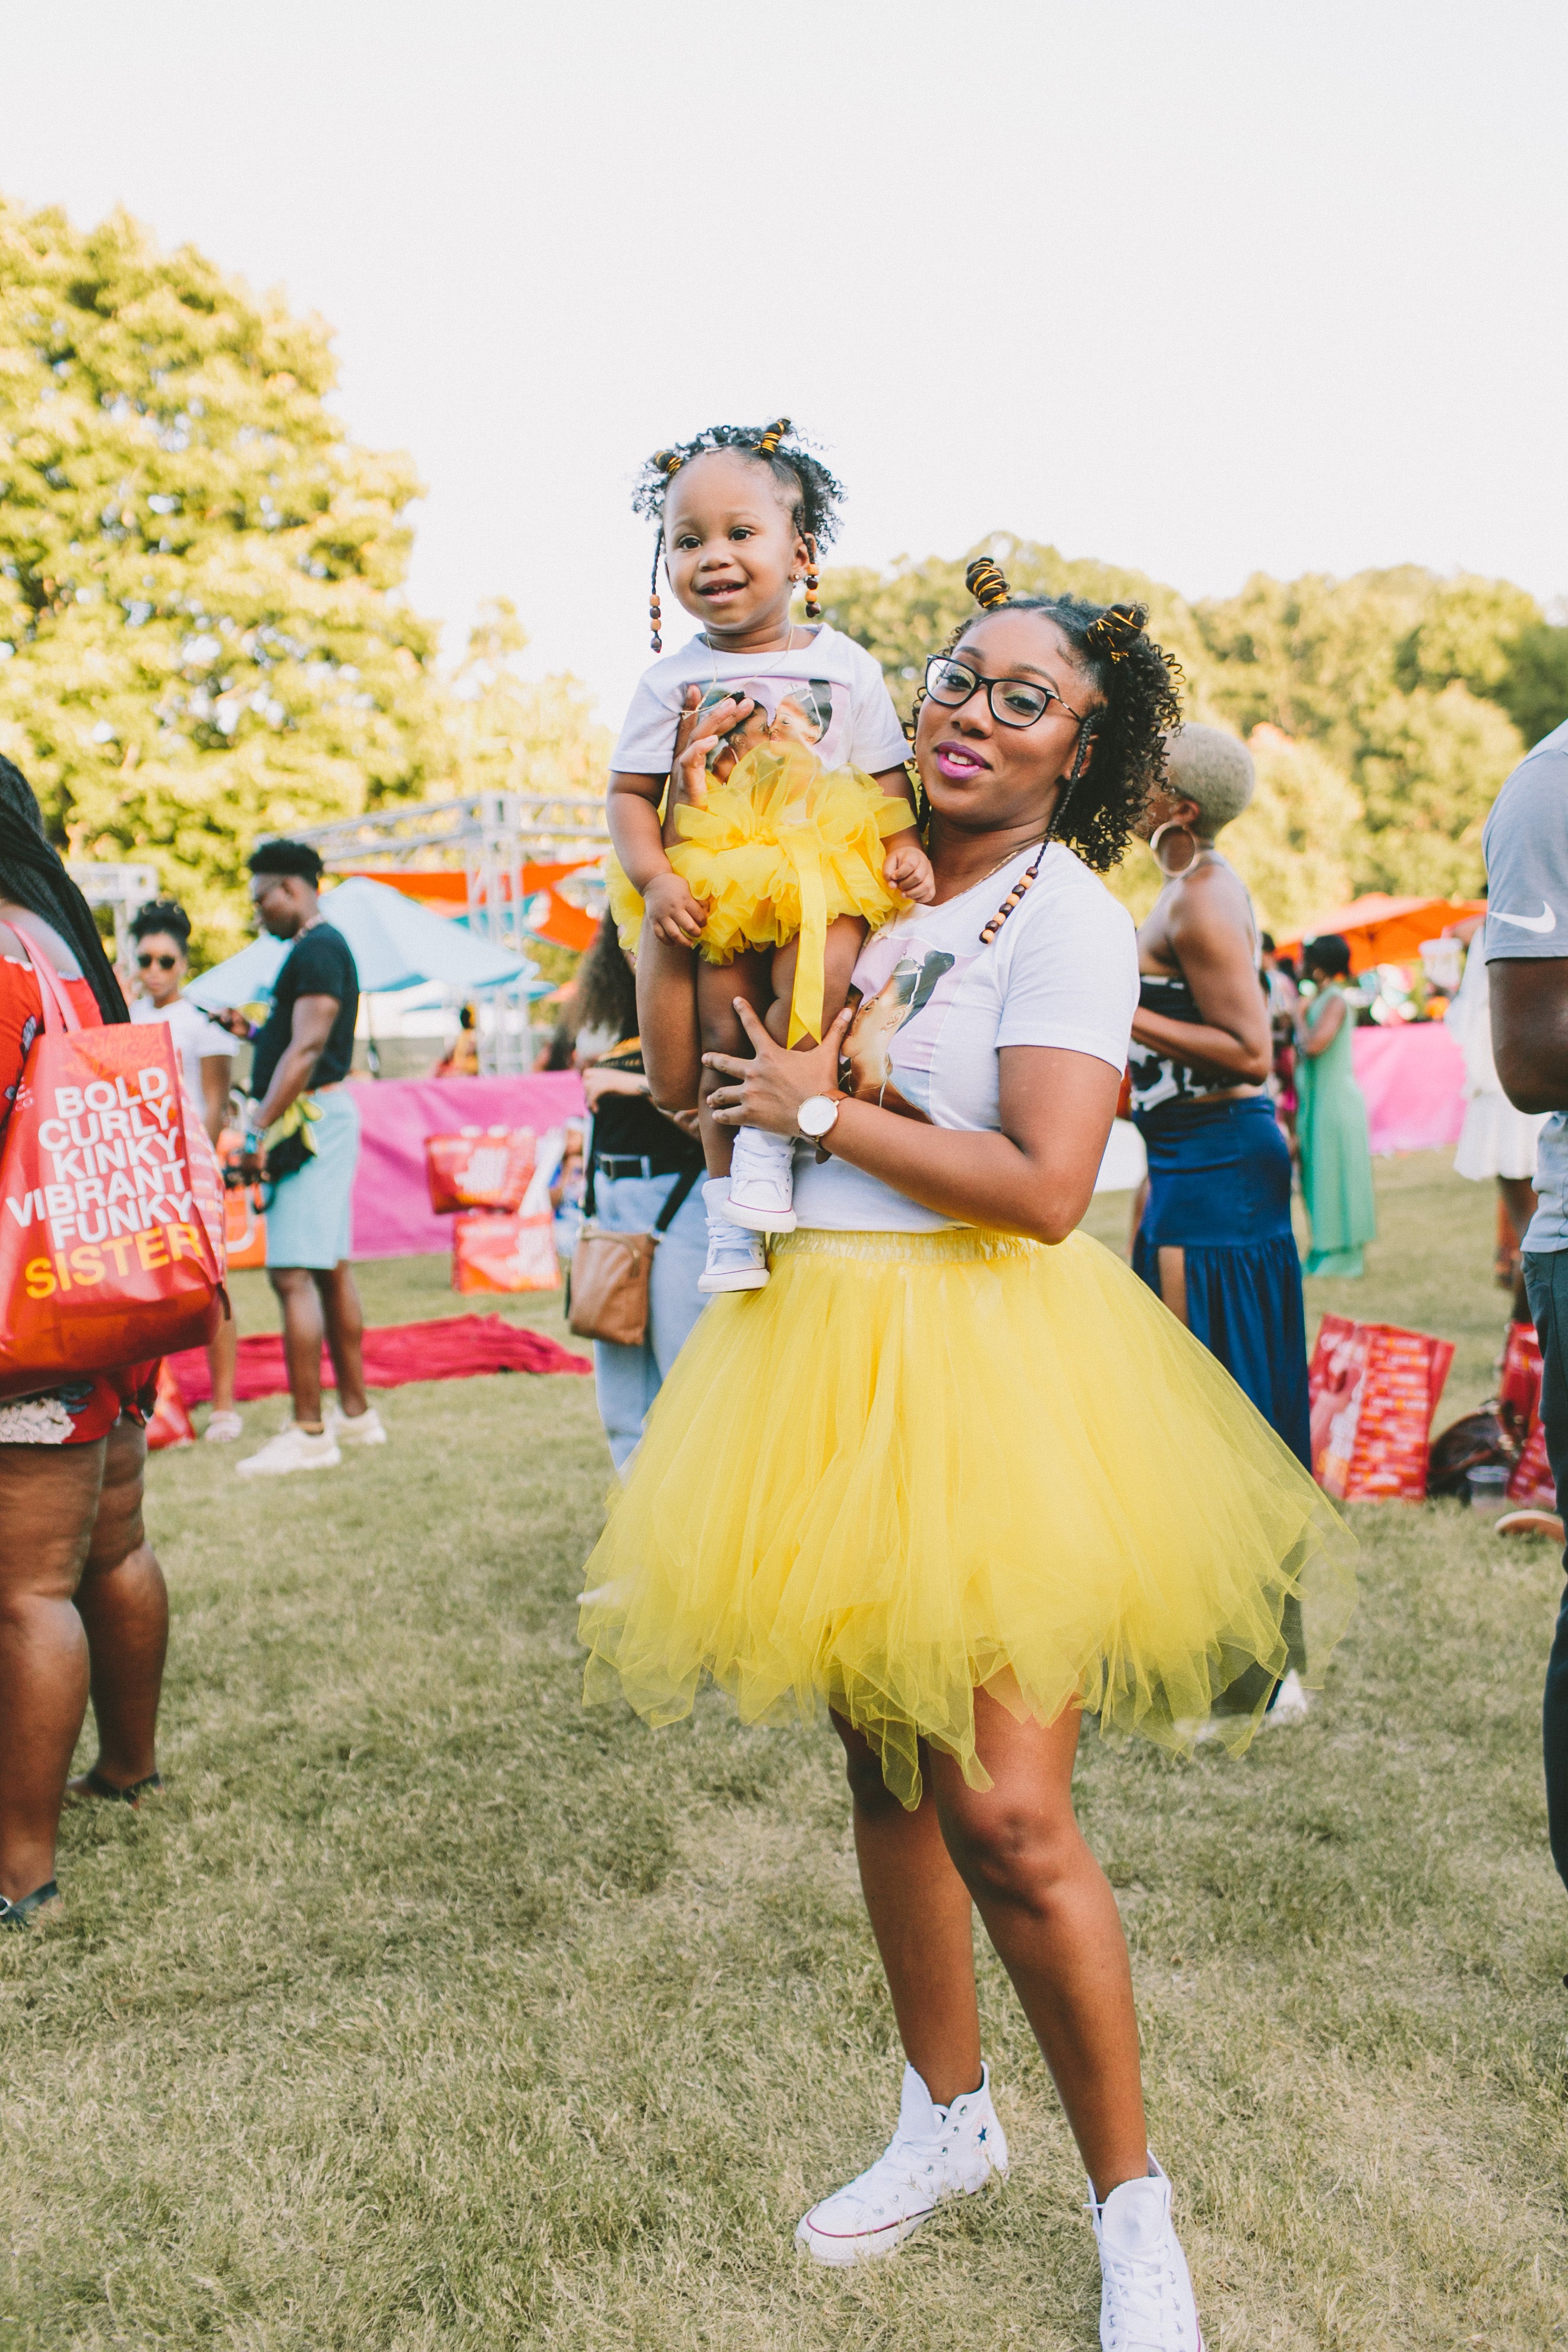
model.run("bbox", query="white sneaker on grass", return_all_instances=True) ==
[236,1424,342,1478]
[203,1410,244,1444]
[795,2062,1007,2265]
[327,1404,388,1447]
[1260,1668,1311,1728]
[1090,2156,1203,2351]
[697,1178,769,1294]
[723,1125,796,1232]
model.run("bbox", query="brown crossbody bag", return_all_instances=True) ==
[566,1162,701,1348]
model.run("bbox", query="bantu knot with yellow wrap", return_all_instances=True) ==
[965,556,1011,611]
[1085,602,1147,662]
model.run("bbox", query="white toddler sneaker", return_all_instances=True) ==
[697,1178,769,1295]
[723,1125,797,1232]
[795,2062,1007,2265]
[1090,2156,1203,2350]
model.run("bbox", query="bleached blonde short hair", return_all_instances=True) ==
[1163,724,1255,834]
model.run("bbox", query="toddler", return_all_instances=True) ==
[606,418,931,1294]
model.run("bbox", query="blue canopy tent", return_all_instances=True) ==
[185,875,542,1010]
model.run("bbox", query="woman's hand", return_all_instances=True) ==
[671,693,753,815]
[704,1001,853,1136]
[580,1064,651,1109]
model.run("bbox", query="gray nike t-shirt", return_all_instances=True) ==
[1483,717,1568,1250]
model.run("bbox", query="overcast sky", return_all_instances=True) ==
[4,0,1564,731]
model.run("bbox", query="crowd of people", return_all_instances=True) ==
[1,413,1564,2352]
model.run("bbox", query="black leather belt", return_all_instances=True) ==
[594,1152,674,1180]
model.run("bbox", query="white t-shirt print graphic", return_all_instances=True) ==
[792,842,1140,1235]
[611,622,912,782]
[837,935,967,1122]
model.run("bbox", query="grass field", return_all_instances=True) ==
[4,1153,1567,2350]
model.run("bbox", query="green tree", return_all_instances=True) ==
[1223,725,1364,932]
[448,598,612,801]
[818,534,1210,728]
[1354,682,1522,897]
[0,197,448,958]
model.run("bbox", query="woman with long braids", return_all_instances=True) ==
[0,757,170,1929]
[581,566,1354,2347]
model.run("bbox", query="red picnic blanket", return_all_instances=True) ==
[167,1312,590,1403]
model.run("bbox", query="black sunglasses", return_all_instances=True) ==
[924,654,1085,729]
[137,951,179,970]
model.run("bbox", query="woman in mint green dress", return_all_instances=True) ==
[1295,934,1377,1276]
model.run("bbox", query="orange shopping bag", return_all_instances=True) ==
[426,1127,537,1213]
[1308,1313,1454,1503]
[0,938,227,1399]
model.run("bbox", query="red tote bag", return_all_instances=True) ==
[0,937,227,1399]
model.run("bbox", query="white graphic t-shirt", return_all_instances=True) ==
[611,622,911,783]
[793,843,1139,1234]
[131,995,235,1113]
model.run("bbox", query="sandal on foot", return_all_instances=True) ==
[70,1768,163,1806]
[0,1880,59,1929]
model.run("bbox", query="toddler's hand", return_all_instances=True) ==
[884,841,937,904]
[644,870,710,947]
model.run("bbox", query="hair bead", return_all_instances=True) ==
[965,556,1010,611]
[648,527,665,653]
[756,416,790,456]
[651,448,684,479]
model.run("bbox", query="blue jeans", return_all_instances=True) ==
[591,1172,709,1473]
[1523,1248,1568,1892]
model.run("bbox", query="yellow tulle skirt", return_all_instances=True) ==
[606,745,911,1044]
[579,1226,1356,1807]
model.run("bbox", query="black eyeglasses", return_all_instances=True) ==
[137,952,178,970]
[924,655,1084,729]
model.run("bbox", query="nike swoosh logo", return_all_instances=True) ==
[1493,904,1558,934]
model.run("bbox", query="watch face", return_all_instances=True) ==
[798,1095,837,1138]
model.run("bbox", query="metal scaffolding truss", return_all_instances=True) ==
[276,791,608,961]
[273,792,610,1075]
[68,860,160,968]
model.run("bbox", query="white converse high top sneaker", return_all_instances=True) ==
[723,1124,797,1232]
[697,1178,769,1294]
[1090,2156,1203,2351]
[795,2063,1007,2265]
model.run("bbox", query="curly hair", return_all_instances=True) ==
[573,912,638,1045]
[129,896,192,948]
[910,575,1183,885]
[631,419,843,549]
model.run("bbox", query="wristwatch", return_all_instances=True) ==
[797,1092,844,1143]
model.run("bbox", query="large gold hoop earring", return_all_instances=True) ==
[1150,820,1199,877]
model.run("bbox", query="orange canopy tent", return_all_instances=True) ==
[1273,894,1485,975]
[339,860,602,952]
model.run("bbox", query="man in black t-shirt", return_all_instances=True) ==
[222,840,384,1478]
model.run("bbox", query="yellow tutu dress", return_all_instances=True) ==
[578,1225,1356,1807]
[606,742,911,1045]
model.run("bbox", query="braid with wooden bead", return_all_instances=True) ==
[978,726,1095,946]
[966,555,1011,611]
[648,527,665,654]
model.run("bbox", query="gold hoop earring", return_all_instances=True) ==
[1150,820,1199,877]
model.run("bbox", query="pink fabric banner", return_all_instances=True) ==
[347,1073,586,1259]
[1351,1023,1465,1155]
[337,1033,1463,1261]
